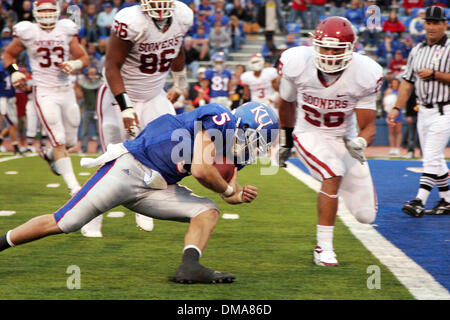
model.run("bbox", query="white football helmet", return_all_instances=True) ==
[33,0,60,30]
[248,54,264,72]
[140,0,175,20]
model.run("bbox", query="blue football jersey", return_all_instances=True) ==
[203,69,232,98]
[0,66,15,98]
[123,103,238,185]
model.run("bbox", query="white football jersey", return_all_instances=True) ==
[240,67,278,104]
[279,46,383,137]
[13,19,79,88]
[111,2,193,102]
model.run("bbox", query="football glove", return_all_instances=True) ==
[343,136,367,164]
[122,107,139,137]
[60,59,83,74]
[279,127,294,167]
[11,71,26,88]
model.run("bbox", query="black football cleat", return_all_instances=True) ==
[402,198,425,217]
[426,199,450,215]
[39,148,60,176]
[171,262,235,284]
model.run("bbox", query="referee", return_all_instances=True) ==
[388,6,450,217]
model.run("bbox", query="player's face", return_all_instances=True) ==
[319,47,346,67]
[36,8,58,29]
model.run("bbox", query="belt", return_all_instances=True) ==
[422,101,449,115]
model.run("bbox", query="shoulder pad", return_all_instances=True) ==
[352,53,384,95]
[174,1,194,34]
[12,21,36,41]
[279,46,310,80]
[112,6,145,41]
[56,19,79,37]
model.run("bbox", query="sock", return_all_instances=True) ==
[316,225,334,251]
[435,173,450,203]
[416,173,436,204]
[182,246,202,265]
[54,157,80,191]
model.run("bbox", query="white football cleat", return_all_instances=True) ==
[81,215,103,238]
[313,246,339,266]
[136,213,154,232]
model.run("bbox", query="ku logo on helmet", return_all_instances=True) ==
[250,105,274,128]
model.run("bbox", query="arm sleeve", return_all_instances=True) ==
[279,76,297,102]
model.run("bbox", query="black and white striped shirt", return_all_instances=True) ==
[403,35,450,106]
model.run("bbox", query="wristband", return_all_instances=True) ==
[280,127,294,148]
[222,185,234,197]
[431,70,435,80]
[172,68,187,91]
[115,92,133,111]
[7,64,19,75]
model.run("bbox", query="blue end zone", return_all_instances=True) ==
[288,158,450,291]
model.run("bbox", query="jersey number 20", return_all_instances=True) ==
[302,105,344,127]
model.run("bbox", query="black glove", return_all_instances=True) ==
[279,127,294,168]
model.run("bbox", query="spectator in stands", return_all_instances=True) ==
[209,22,232,58]
[261,32,278,65]
[345,0,364,27]
[120,0,139,10]
[388,49,407,75]
[382,10,406,36]
[227,15,244,52]
[397,34,414,58]
[328,0,349,18]
[184,36,200,78]
[288,0,310,29]
[186,67,210,109]
[86,42,102,69]
[383,77,403,156]
[409,8,426,43]
[285,33,299,49]
[199,0,214,17]
[82,3,99,43]
[229,0,253,21]
[96,2,115,38]
[310,0,327,29]
[192,24,210,61]
[69,0,84,12]
[17,0,33,22]
[373,32,396,67]
[229,64,246,110]
[400,0,425,16]
[112,0,123,13]
[0,27,13,49]
[208,9,230,28]
[74,66,103,154]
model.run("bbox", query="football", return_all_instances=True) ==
[213,156,235,182]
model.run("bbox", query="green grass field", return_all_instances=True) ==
[0,154,414,300]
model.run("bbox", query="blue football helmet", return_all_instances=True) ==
[212,52,226,72]
[233,102,279,164]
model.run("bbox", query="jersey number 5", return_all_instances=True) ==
[302,105,345,127]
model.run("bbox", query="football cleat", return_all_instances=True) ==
[402,198,425,217]
[172,263,235,284]
[313,246,339,266]
[39,148,60,175]
[426,198,450,215]
[136,213,154,232]
[81,215,103,238]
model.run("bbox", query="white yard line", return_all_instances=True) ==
[284,162,450,300]
[0,154,37,162]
